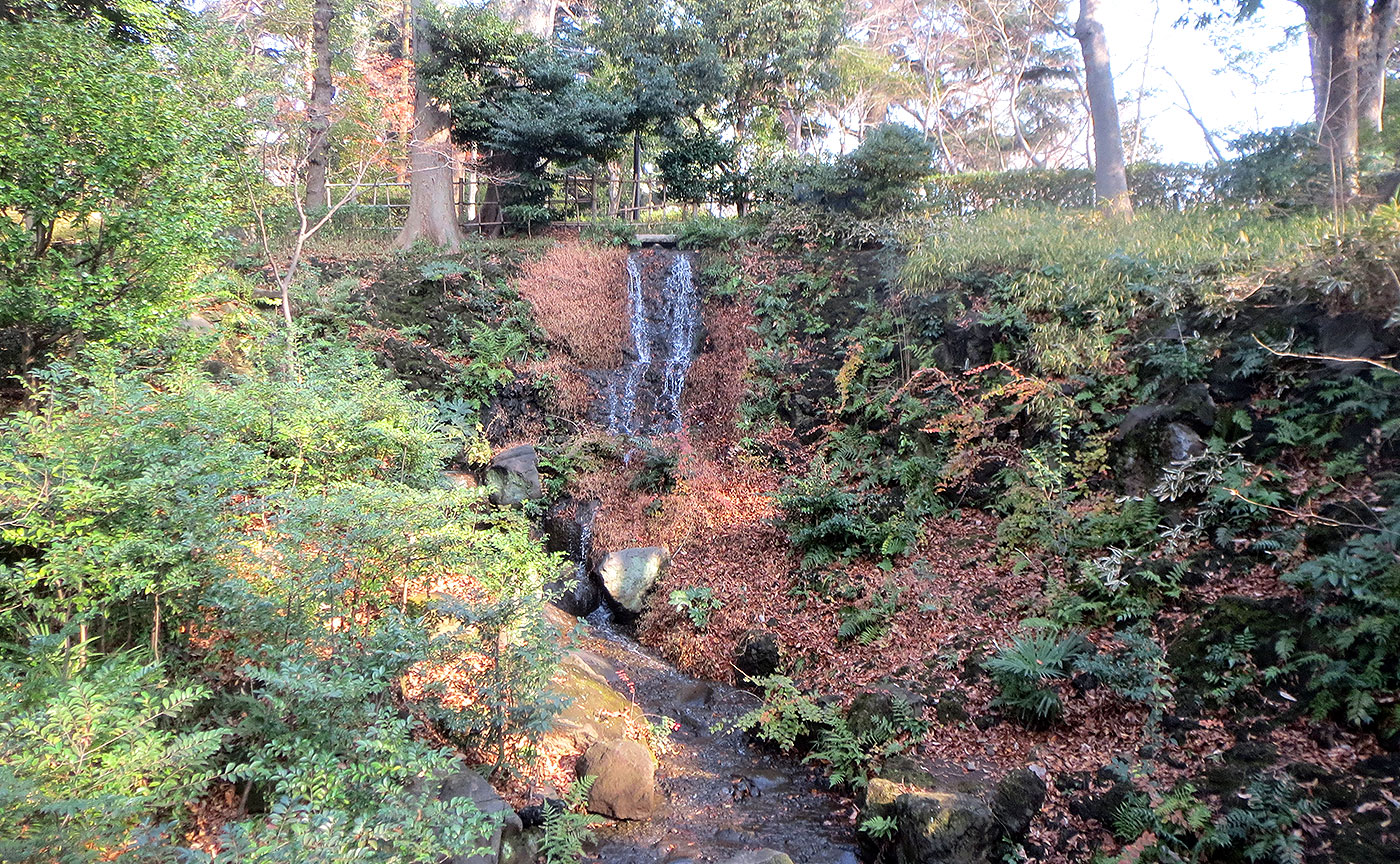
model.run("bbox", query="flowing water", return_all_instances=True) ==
[606,251,701,437]
[578,617,858,864]
[579,248,858,863]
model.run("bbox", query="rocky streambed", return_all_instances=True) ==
[573,613,859,864]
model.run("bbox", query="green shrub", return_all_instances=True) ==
[985,629,1087,727]
[1281,486,1400,731]
[0,15,249,361]
[732,675,925,789]
[0,650,220,863]
[538,777,605,864]
[841,123,935,217]
[668,586,719,630]
[579,217,639,247]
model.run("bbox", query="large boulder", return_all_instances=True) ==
[990,768,1047,840]
[861,764,1045,864]
[596,546,669,615]
[864,778,998,864]
[575,738,657,820]
[436,767,527,864]
[549,664,647,748]
[485,445,543,507]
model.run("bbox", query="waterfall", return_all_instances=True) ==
[605,250,699,436]
[576,519,593,587]
[658,254,699,434]
[608,255,651,435]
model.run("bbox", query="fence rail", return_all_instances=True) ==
[324,172,722,232]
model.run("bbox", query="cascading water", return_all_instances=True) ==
[607,255,650,435]
[575,519,593,588]
[658,253,699,433]
[605,250,699,436]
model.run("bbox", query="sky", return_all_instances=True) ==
[1095,0,1314,164]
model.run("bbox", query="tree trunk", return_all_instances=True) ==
[394,0,466,251]
[304,0,334,211]
[477,150,514,237]
[1359,0,1397,132]
[494,0,555,38]
[1075,0,1132,219]
[1305,0,1364,198]
[631,131,641,221]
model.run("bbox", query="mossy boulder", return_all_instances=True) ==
[990,769,1047,839]
[549,665,646,747]
[862,778,998,864]
[485,445,543,507]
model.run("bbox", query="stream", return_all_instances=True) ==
[578,612,858,864]
[579,248,859,863]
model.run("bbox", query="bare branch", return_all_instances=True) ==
[1252,334,1398,376]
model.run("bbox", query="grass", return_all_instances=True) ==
[899,207,1328,305]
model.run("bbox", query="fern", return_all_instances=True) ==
[538,777,605,864]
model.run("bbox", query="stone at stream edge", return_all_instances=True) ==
[435,767,529,864]
[596,546,670,614]
[859,761,1046,864]
[485,445,543,507]
[576,738,657,819]
[735,630,781,682]
[716,851,795,864]
[863,778,998,864]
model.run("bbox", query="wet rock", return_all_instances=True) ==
[990,769,1047,840]
[577,739,657,820]
[436,767,525,864]
[543,499,601,615]
[597,546,669,615]
[717,851,794,864]
[1162,422,1205,464]
[676,682,713,706]
[735,631,781,683]
[551,576,601,618]
[563,650,621,688]
[862,777,998,864]
[713,827,757,846]
[485,445,543,507]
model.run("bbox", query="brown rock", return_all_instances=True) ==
[576,738,657,820]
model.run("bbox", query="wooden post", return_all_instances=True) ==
[631,131,641,221]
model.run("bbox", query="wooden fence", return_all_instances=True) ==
[325,170,724,232]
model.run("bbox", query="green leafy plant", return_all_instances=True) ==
[0,649,221,864]
[538,776,606,864]
[668,586,720,630]
[985,629,1088,727]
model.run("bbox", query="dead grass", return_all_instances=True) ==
[682,298,759,454]
[515,241,628,370]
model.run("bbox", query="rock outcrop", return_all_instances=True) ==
[576,738,657,820]
[485,445,543,507]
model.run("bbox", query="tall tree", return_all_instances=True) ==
[1196,0,1398,197]
[1075,0,1131,218]
[393,0,465,250]
[304,0,334,210]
